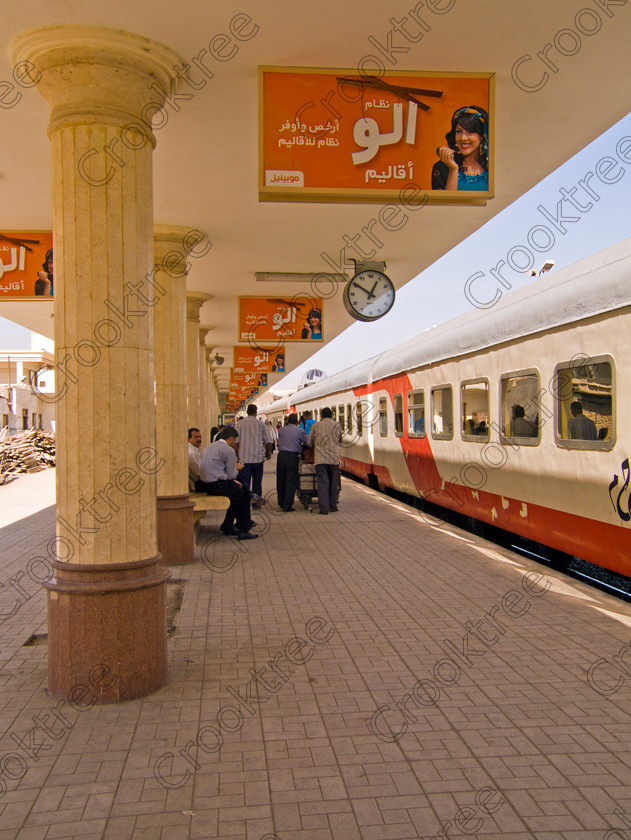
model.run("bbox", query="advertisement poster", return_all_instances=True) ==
[234,347,286,374]
[0,231,53,297]
[259,67,493,203]
[231,370,268,388]
[239,296,323,342]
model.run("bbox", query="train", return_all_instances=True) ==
[261,238,631,581]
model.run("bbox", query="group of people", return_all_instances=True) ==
[188,404,273,540]
[187,405,344,538]
[275,409,341,514]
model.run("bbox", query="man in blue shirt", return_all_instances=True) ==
[198,427,258,540]
[276,413,308,511]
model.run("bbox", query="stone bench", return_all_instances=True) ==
[190,492,230,529]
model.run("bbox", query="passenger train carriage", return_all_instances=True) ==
[262,239,631,579]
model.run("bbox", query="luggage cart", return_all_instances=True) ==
[298,460,317,510]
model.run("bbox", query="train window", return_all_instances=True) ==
[554,355,615,449]
[394,393,404,437]
[379,398,388,436]
[500,370,540,446]
[461,379,490,441]
[338,405,345,429]
[355,402,363,436]
[346,403,353,433]
[408,390,425,437]
[331,407,337,421]
[431,386,453,440]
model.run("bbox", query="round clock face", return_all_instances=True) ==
[344,270,395,322]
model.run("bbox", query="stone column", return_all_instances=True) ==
[206,347,219,430]
[154,225,198,566]
[198,326,212,443]
[11,25,183,701]
[186,293,211,431]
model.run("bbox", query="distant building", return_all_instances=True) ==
[0,334,55,433]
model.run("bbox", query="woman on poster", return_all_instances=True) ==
[301,308,323,340]
[431,106,489,192]
[34,248,53,295]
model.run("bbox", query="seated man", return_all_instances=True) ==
[197,427,258,541]
[188,427,202,491]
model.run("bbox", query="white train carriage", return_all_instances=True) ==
[285,238,631,578]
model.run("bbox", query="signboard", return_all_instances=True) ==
[0,231,53,297]
[231,370,268,388]
[234,347,285,374]
[259,67,494,203]
[239,296,323,342]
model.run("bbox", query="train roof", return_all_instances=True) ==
[291,237,631,405]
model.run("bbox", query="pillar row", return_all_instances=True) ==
[186,292,211,433]
[198,325,212,443]
[154,225,198,566]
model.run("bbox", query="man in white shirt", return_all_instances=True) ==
[236,405,273,505]
[188,427,203,491]
[198,427,258,540]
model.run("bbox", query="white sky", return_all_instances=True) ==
[274,110,631,390]
[2,111,629,376]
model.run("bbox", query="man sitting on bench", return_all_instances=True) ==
[197,427,259,541]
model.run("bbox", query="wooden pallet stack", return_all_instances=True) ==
[0,429,56,481]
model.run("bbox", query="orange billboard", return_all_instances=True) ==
[239,296,323,342]
[0,231,53,297]
[259,67,494,203]
[234,347,285,374]
[231,370,268,388]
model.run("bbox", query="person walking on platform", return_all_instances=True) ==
[236,404,273,506]
[308,406,342,515]
[276,413,308,511]
[198,427,258,540]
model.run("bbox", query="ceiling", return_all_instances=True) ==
[1,0,630,395]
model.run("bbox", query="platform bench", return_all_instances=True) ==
[190,492,230,527]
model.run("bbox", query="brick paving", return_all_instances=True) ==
[0,462,631,839]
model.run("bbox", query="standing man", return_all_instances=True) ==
[276,413,308,512]
[308,407,342,515]
[236,404,273,507]
[568,401,597,440]
[188,427,202,491]
[198,427,258,540]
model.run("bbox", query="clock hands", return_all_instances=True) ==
[354,278,379,300]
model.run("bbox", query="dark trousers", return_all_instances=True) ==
[276,451,300,510]
[196,479,251,532]
[315,463,340,513]
[237,461,264,497]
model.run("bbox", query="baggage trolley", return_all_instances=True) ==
[298,460,317,510]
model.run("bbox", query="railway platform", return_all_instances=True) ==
[1,461,631,840]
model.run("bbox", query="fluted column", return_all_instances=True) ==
[186,292,211,430]
[198,326,212,443]
[206,347,219,431]
[154,225,198,566]
[11,25,183,700]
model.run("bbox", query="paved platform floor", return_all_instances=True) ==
[1,462,631,840]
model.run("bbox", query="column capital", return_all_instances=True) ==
[186,291,212,321]
[199,325,213,346]
[11,25,183,141]
[155,225,210,267]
